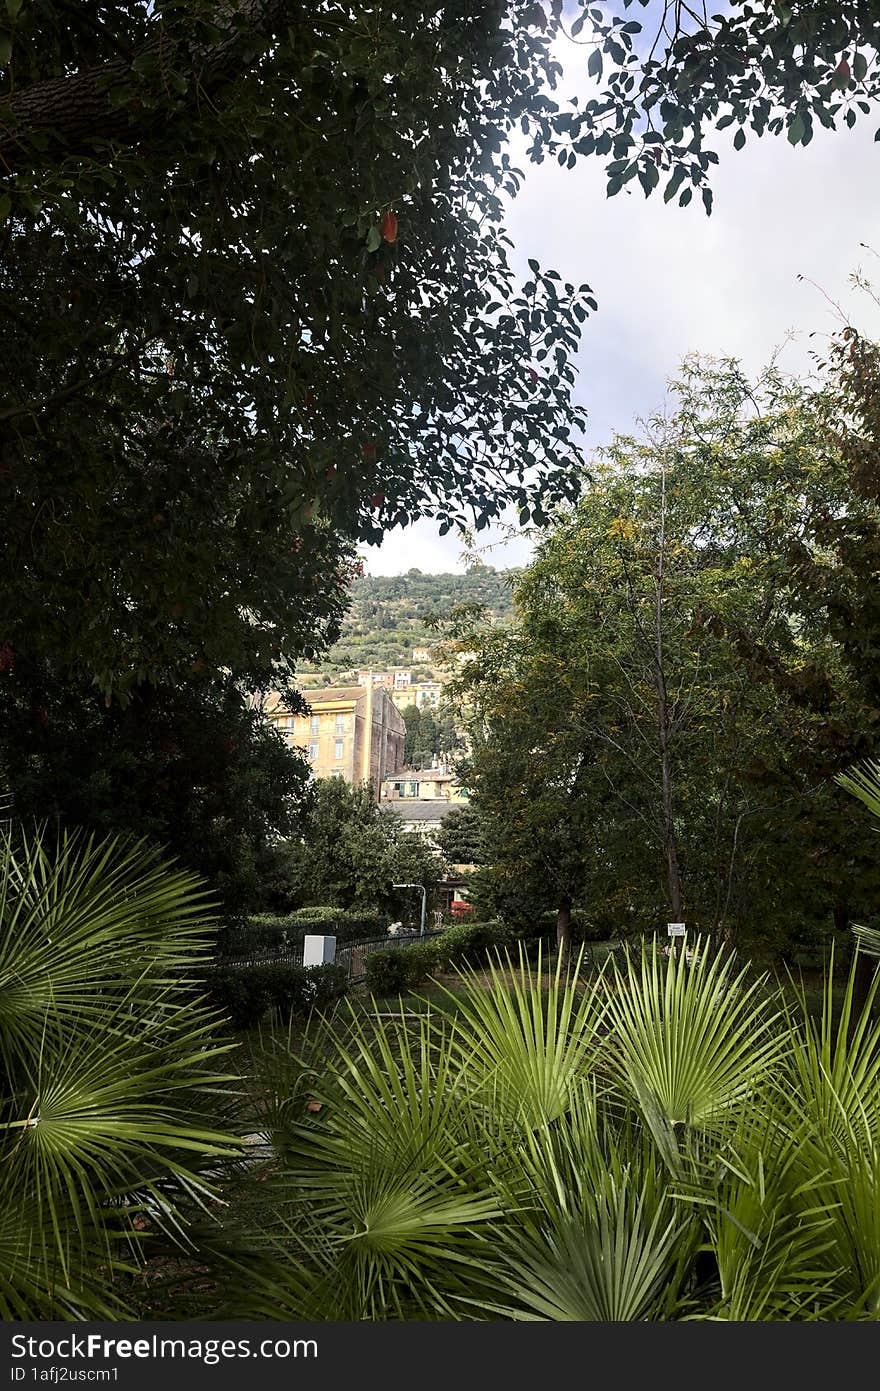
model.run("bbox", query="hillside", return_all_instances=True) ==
[298,565,518,683]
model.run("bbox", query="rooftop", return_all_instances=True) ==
[384,800,456,823]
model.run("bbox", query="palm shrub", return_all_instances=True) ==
[217,939,880,1320]
[0,823,241,1318]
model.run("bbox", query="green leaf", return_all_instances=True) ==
[638,162,659,196]
[588,48,603,79]
[663,166,686,203]
[788,114,805,145]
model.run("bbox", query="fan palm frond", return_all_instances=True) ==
[603,938,785,1173]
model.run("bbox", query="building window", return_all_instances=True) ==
[334,738,344,760]
[334,713,344,734]
[309,714,319,735]
[308,741,318,761]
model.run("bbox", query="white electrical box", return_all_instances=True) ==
[303,934,337,966]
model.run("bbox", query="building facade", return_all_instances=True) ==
[388,681,444,713]
[381,767,467,802]
[266,684,405,800]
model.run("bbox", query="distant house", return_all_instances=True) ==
[357,667,412,691]
[389,681,443,713]
[412,646,432,663]
[383,798,457,842]
[380,768,468,802]
[265,684,405,801]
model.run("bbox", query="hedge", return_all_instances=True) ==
[365,920,515,995]
[204,962,348,1029]
[219,908,388,959]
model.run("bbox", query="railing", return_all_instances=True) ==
[213,946,305,970]
[211,929,443,984]
[337,929,445,984]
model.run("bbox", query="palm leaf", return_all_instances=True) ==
[603,937,785,1173]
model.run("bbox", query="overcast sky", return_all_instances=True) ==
[362,38,880,577]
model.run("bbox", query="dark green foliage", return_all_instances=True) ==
[205,963,348,1030]
[365,920,514,993]
[435,804,487,865]
[519,2,880,211]
[0,5,589,703]
[260,778,444,916]
[220,908,388,958]
[0,671,307,919]
[399,704,462,768]
[434,920,513,967]
[448,358,880,957]
[0,4,591,919]
[364,949,416,996]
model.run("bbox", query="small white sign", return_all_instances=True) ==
[667,922,686,937]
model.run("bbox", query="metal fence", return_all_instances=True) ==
[336,929,444,984]
[213,928,443,984]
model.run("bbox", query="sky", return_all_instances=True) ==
[361,33,880,578]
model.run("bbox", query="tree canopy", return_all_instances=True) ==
[0,0,592,706]
[259,776,444,916]
[533,0,880,213]
[4,1,879,919]
[450,354,880,956]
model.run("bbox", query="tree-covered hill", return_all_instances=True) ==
[298,565,517,682]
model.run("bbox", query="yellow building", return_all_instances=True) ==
[266,685,405,801]
[389,681,443,713]
[380,768,468,802]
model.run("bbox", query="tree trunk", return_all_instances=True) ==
[556,893,572,972]
[654,458,684,930]
[0,0,287,172]
[659,703,683,922]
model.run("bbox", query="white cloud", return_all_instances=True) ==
[365,106,880,577]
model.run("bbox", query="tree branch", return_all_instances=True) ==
[0,0,287,173]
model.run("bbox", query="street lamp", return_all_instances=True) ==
[392,883,427,937]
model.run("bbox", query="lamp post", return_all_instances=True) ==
[393,883,427,937]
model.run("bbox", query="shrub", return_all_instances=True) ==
[218,915,297,959]
[365,922,532,997]
[208,964,274,1029]
[434,919,512,968]
[401,940,441,987]
[365,949,412,996]
[205,963,348,1028]
[220,909,388,960]
[287,907,387,939]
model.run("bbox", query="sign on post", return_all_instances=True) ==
[667,922,686,938]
